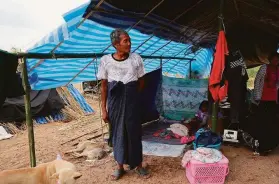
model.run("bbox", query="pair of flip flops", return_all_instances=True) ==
[111,167,150,180]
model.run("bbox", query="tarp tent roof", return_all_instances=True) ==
[106,0,279,65]
[27,0,279,90]
[27,0,213,90]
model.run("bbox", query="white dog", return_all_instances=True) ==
[65,141,106,161]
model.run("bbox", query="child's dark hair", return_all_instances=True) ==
[199,100,209,110]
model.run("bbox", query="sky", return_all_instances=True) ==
[0,0,88,51]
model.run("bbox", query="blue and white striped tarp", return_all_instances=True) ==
[27,0,213,90]
[67,84,94,114]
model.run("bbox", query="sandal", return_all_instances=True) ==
[127,165,136,170]
[135,167,150,179]
[111,168,125,180]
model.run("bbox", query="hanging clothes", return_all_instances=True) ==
[224,49,248,123]
[253,65,267,102]
[253,64,279,103]
[0,50,25,107]
[261,66,278,101]
[209,31,229,102]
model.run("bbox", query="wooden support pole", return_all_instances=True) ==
[212,0,224,133]
[22,57,36,167]
[17,52,192,61]
[211,102,218,133]
[159,58,164,116]
[218,0,225,32]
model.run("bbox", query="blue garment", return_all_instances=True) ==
[140,68,161,123]
[108,81,142,168]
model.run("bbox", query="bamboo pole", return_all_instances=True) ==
[219,0,225,32]
[17,52,192,61]
[211,0,224,133]
[211,102,218,133]
[22,57,36,167]
[159,58,164,117]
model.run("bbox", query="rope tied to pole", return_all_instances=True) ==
[218,15,226,33]
[93,56,105,142]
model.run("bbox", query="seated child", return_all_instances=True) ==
[195,100,209,126]
[183,100,209,135]
[184,100,223,135]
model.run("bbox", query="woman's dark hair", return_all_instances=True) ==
[268,52,279,62]
[199,100,209,111]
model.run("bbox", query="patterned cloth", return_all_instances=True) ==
[253,65,267,103]
[161,77,208,120]
[181,147,223,168]
[219,96,231,109]
[254,64,279,104]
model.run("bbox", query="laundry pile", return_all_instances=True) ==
[153,123,195,144]
[182,147,223,167]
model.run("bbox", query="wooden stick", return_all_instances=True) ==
[60,129,99,145]
[69,130,108,147]
[22,57,36,167]
[87,133,103,141]
[61,124,107,146]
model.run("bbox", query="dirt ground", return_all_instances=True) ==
[1,101,279,184]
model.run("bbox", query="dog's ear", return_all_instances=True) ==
[51,173,59,179]
[72,172,82,180]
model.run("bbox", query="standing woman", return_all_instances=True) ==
[254,52,279,112]
[97,29,149,180]
[243,52,279,154]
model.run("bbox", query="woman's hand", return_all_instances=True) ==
[102,108,109,123]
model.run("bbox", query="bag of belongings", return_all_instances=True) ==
[193,128,223,150]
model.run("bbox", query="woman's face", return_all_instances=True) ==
[270,56,279,66]
[114,34,131,53]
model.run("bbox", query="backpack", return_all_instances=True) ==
[193,128,223,150]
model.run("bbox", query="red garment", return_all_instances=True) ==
[173,133,181,139]
[180,136,195,144]
[261,66,278,101]
[209,31,229,102]
[153,129,164,137]
[165,135,171,140]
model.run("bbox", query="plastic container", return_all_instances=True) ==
[186,155,229,184]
